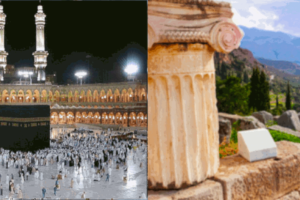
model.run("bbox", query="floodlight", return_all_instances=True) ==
[124,64,138,75]
[75,71,87,85]
[75,71,87,79]
[18,71,33,85]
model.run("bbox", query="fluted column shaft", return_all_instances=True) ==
[148,43,219,189]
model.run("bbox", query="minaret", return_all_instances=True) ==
[33,2,48,82]
[0,2,8,82]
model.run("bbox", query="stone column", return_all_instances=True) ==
[148,0,243,189]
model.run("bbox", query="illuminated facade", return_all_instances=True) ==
[0,82,147,127]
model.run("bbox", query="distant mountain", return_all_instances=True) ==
[257,58,300,76]
[239,26,300,64]
[215,47,299,81]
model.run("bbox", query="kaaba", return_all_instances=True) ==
[0,105,50,153]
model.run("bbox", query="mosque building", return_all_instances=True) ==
[0,4,147,128]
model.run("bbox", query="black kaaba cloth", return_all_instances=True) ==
[0,105,50,153]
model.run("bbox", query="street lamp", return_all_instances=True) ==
[75,71,87,85]
[18,71,33,85]
[124,64,138,81]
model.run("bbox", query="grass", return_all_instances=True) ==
[266,120,278,127]
[269,130,300,143]
[269,92,294,110]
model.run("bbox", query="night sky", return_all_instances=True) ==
[1,1,147,84]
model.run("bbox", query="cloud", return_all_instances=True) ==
[231,6,284,32]
[215,0,296,6]
[212,0,300,37]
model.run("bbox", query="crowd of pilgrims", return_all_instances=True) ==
[0,130,147,198]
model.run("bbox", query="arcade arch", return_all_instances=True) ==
[54,90,60,102]
[25,90,32,103]
[51,112,58,124]
[33,90,40,103]
[107,89,113,102]
[49,111,146,126]
[18,90,24,103]
[128,88,134,102]
[100,90,106,102]
[41,90,47,103]
[87,90,92,102]
[10,90,17,103]
[129,112,137,126]
[67,112,75,124]
[93,90,99,102]
[75,112,82,123]
[102,112,108,124]
[114,89,120,102]
[58,112,66,124]
[79,90,85,103]
[2,90,9,103]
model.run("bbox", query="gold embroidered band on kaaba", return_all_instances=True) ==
[0,117,50,122]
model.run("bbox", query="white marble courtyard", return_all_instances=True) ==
[0,146,147,199]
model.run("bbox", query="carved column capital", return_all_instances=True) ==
[209,21,243,53]
[148,0,243,53]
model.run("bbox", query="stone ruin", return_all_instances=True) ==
[148,0,300,199]
[148,0,243,190]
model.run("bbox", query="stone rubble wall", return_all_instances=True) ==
[149,141,300,200]
[219,112,266,130]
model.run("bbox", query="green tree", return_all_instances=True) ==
[243,71,249,83]
[276,94,279,109]
[286,81,291,110]
[258,70,270,111]
[220,63,228,80]
[237,71,243,83]
[216,76,250,115]
[248,67,260,112]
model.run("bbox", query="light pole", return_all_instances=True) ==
[86,55,91,83]
[124,64,138,82]
[75,71,87,85]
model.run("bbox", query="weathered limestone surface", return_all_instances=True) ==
[219,112,244,124]
[268,125,300,138]
[274,115,280,122]
[148,180,223,200]
[149,141,300,200]
[242,116,266,130]
[219,116,232,144]
[278,110,300,131]
[148,43,220,189]
[252,111,273,124]
[214,141,300,200]
[276,191,300,200]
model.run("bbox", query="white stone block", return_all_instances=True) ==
[238,128,277,162]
